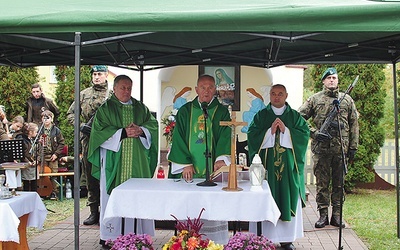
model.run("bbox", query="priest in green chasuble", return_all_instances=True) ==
[168,74,231,244]
[248,84,309,250]
[88,75,158,246]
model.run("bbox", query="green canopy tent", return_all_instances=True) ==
[1,0,400,248]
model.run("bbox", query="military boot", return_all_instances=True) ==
[83,206,99,225]
[330,206,345,228]
[315,208,329,228]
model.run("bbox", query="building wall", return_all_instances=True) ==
[160,65,305,149]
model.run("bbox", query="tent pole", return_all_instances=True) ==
[140,65,144,102]
[73,32,82,250]
[392,62,400,239]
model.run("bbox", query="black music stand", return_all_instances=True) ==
[0,139,24,191]
[0,139,24,163]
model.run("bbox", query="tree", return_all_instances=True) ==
[310,64,386,190]
[54,66,92,155]
[0,66,39,119]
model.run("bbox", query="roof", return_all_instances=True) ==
[0,0,399,68]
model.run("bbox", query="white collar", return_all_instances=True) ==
[271,104,286,115]
[120,99,132,105]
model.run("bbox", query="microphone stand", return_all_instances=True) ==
[334,101,347,250]
[197,105,217,187]
[30,122,56,213]
[30,122,45,188]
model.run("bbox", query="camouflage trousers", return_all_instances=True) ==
[312,153,345,212]
[82,137,100,211]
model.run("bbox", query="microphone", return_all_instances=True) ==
[201,102,208,119]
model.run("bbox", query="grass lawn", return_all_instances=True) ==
[344,188,400,250]
[27,198,86,239]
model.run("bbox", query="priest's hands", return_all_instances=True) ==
[271,118,285,134]
[125,123,144,138]
[182,165,195,182]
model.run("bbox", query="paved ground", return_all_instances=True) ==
[28,185,369,250]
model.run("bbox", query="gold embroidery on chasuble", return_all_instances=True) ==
[273,131,286,181]
[120,105,134,182]
[189,106,213,177]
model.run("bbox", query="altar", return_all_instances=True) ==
[0,192,47,250]
[103,178,280,231]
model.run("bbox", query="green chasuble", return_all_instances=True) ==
[88,94,158,194]
[248,103,310,222]
[168,97,231,178]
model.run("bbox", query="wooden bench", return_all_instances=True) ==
[39,172,74,201]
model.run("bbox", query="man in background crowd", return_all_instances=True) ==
[26,83,60,125]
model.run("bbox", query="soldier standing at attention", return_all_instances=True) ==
[67,65,112,225]
[298,67,359,229]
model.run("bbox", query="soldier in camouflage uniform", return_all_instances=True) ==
[298,67,359,229]
[67,65,112,225]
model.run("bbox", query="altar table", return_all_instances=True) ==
[0,192,47,250]
[104,178,280,228]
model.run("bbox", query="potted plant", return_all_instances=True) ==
[224,232,275,250]
[105,232,153,250]
[163,208,223,250]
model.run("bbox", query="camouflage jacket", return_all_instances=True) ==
[67,81,112,125]
[298,87,359,154]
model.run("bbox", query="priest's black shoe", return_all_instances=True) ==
[281,242,295,250]
[83,212,99,225]
[315,215,329,228]
[330,215,345,228]
[100,239,111,249]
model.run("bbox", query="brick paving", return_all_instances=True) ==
[28,185,369,250]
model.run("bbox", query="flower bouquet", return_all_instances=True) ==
[105,232,154,250]
[161,112,176,146]
[224,232,275,250]
[163,208,223,250]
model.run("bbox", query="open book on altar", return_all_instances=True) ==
[211,165,249,182]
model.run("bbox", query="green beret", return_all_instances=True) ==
[91,65,108,73]
[321,67,337,80]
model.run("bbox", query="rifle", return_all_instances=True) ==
[313,75,359,151]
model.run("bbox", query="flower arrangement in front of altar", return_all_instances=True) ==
[163,208,223,250]
[161,112,176,146]
[224,232,275,250]
[105,232,154,250]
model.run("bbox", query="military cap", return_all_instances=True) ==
[90,65,108,73]
[321,67,337,81]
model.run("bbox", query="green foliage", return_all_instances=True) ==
[303,65,316,93]
[379,65,395,138]
[54,66,92,155]
[0,66,39,118]
[309,64,386,190]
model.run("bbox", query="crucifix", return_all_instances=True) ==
[219,106,247,191]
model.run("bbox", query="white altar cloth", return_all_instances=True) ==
[0,192,47,243]
[104,178,280,225]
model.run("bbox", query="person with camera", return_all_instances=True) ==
[298,67,359,229]
[67,65,112,225]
